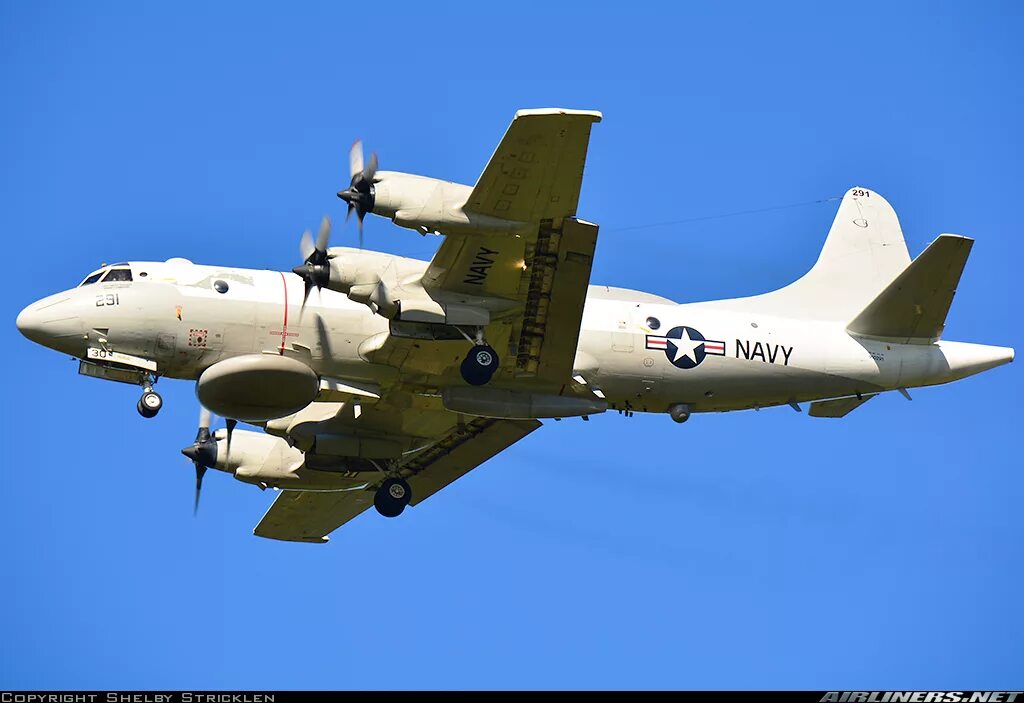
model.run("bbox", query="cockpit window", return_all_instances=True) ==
[79,271,104,286]
[102,268,133,282]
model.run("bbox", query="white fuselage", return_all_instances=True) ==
[17,257,1014,417]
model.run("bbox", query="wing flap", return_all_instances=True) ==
[513,217,598,382]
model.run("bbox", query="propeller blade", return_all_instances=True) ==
[299,229,314,261]
[315,215,331,254]
[198,405,211,431]
[299,278,313,319]
[349,139,364,180]
[357,211,365,249]
[345,202,354,222]
[193,464,207,515]
[363,151,378,183]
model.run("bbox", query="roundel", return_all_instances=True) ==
[644,325,726,370]
[663,326,707,369]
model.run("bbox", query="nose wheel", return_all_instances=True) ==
[460,344,500,386]
[137,388,163,418]
[374,477,412,518]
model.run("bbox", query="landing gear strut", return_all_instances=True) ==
[137,374,163,419]
[374,477,412,518]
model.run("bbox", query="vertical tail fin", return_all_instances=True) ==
[709,187,912,320]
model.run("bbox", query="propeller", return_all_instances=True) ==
[336,139,378,248]
[180,407,239,514]
[292,215,332,314]
[180,406,216,515]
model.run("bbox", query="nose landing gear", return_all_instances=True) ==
[137,374,163,418]
[137,390,163,418]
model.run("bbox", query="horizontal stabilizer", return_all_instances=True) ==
[808,394,878,418]
[847,234,973,343]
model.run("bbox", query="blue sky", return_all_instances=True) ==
[1,0,1021,690]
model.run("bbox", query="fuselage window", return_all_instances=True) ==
[213,279,229,294]
[79,272,104,286]
[102,268,133,282]
[646,316,661,330]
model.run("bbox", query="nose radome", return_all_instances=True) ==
[15,295,84,353]
[15,303,44,342]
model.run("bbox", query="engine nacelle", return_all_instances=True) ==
[214,429,304,483]
[214,429,369,491]
[323,249,491,326]
[371,171,525,235]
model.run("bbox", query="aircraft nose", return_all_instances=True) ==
[16,296,84,352]
[16,303,45,342]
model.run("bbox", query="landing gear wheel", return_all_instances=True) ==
[460,344,499,386]
[137,391,163,419]
[374,477,412,518]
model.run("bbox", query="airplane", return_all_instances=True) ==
[15,108,1014,543]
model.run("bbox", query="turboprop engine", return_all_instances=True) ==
[180,409,308,510]
[221,428,403,482]
[181,413,368,500]
[291,222,494,326]
[335,140,524,238]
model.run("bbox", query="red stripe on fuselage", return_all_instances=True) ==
[278,271,289,355]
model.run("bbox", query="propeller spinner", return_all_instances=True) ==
[336,139,378,247]
[180,407,236,514]
[180,406,216,515]
[292,215,332,312]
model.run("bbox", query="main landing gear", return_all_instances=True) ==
[374,477,413,518]
[457,326,500,386]
[460,344,500,386]
[137,374,163,419]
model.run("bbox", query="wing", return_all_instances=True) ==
[416,111,601,387]
[254,487,374,544]
[252,416,540,543]
[417,218,598,386]
[465,108,602,223]
[403,416,541,505]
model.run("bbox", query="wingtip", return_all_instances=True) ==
[514,107,603,122]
